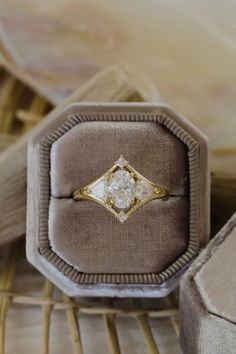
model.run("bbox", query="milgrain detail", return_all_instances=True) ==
[37,111,200,284]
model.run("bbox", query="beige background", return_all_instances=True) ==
[0,0,236,174]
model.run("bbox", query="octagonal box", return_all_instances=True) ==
[26,103,210,297]
[180,213,236,354]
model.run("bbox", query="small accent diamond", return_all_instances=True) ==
[116,211,128,223]
[115,155,129,168]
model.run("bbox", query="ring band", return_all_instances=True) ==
[73,156,168,223]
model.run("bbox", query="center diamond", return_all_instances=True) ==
[106,170,135,209]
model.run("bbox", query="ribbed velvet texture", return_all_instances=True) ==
[49,121,189,274]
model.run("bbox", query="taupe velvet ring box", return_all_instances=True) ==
[180,212,236,354]
[26,103,210,297]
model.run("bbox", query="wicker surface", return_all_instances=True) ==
[0,67,180,354]
[0,241,180,354]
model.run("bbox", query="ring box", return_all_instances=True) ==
[180,213,236,354]
[26,103,210,297]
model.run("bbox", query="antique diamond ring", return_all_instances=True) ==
[73,156,168,223]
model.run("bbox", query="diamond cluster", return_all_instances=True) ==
[90,156,154,223]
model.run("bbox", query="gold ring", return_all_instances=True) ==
[73,156,168,223]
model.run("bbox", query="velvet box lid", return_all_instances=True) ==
[26,103,210,297]
[180,212,236,354]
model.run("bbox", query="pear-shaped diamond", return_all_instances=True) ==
[90,178,105,200]
[135,180,155,200]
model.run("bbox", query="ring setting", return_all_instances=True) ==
[73,156,168,223]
